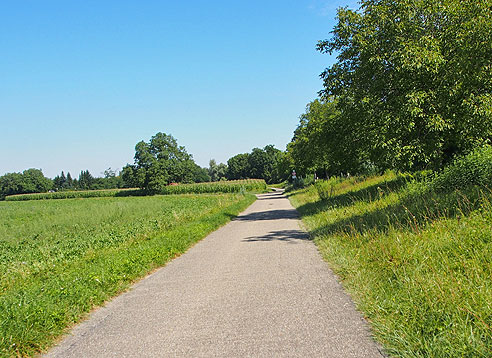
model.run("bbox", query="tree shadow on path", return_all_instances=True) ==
[242,229,310,243]
[234,209,299,221]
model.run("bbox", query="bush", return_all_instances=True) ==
[315,177,344,200]
[429,145,492,192]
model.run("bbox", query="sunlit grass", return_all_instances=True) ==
[0,193,255,357]
[289,172,492,357]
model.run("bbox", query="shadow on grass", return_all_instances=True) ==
[296,175,410,215]
[299,182,487,238]
[242,229,310,243]
[114,189,146,197]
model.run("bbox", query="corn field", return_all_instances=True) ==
[5,179,267,201]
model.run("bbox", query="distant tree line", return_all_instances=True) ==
[0,169,52,199]
[0,168,125,200]
[53,168,124,191]
[1,132,293,200]
[120,133,291,193]
[226,145,290,184]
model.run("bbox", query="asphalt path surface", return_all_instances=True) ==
[44,190,384,357]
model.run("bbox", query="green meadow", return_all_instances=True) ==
[0,193,255,357]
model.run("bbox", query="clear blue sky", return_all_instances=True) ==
[1,0,358,178]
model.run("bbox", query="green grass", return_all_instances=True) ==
[288,172,492,357]
[0,193,255,357]
[269,182,288,189]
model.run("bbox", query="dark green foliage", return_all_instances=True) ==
[191,164,211,183]
[53,171,66,190]
[226,145,284,184]
[0,169,52,199]
[77,170,94,190]
[316,0,492,171]
[429,145,492,192]
[208,159,228,181]
[53,169,123,191]
[122,132,197,192]
[290,99,365,177]
[227,153,250,180]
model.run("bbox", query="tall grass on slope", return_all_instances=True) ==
[289,152,492,357]
[0,194,255,357]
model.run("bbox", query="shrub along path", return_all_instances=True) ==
[44,190,383,357]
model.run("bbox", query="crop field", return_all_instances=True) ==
[289,171,492,357]
[160,179,267,194]
[4,188,141,201]
[4,179,267,201]
[0,193,255,357]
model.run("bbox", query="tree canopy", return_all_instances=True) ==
[316,0,492,171]
[225,145,288,184]
[121,132,198,192]
[0,169,52,199]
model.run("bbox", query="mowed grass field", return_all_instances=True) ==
[0,193,255,357]
[289,173,492,357]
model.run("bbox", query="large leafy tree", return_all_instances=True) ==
[0,169,52,199]
[122,132,196,192]
[191,164,211,183]
[290,99,363,177]
[208,159,228,181]
[318,0,492,171]
[225,145,285,183]
[227,153,250,180]
[247,145,283,184]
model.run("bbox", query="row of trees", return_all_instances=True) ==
[1,132,291,199]
[0,169,52,199]
[227,145,290,183]
[53,168,124,191]
[120,132,291,193]
[0,168,127,199]
[287,0,492,177]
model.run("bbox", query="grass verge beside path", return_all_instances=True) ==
[0,193,255,357]
[288,173,491,357]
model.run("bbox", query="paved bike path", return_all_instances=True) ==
[45,191,384,357]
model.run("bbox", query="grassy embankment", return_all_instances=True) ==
[5,179,267,201]
[288,148,492,357]
[0,193,255,357]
